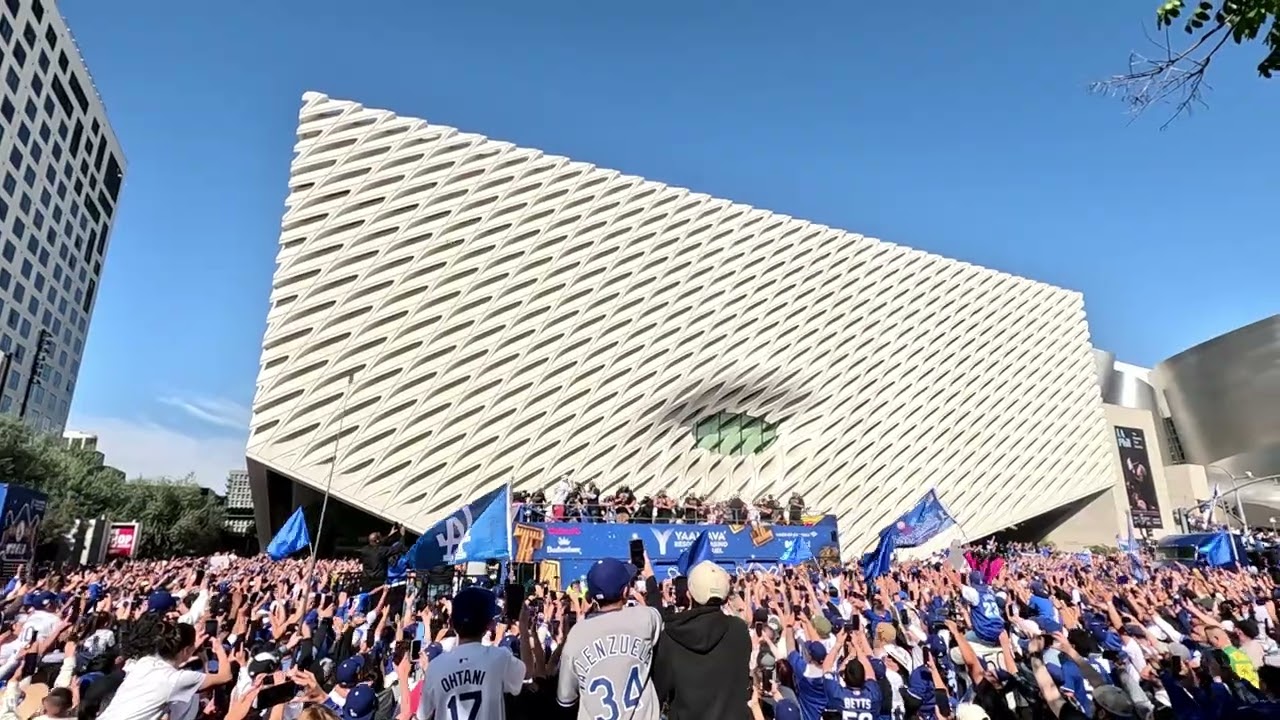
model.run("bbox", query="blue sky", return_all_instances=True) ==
[60,1,1278,487]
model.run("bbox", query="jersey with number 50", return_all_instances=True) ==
[418,642,526,720]
[557,605,663,720]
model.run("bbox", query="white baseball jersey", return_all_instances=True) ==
[557,605,663,720]
[417,642,526,720]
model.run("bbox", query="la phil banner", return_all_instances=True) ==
[512,516,841,587]
[1116,426,1163,529]
[106,522,141,560]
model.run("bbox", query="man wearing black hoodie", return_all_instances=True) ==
[651,560,751,719]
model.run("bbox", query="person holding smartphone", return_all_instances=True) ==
[97,615,234,720]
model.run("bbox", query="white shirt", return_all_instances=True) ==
[97,655,205,720]
[417,642,525,720]
[24,610,61,643]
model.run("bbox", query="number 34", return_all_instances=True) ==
[588,666,644,720]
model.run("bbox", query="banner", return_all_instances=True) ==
[1115,426,1163,529]
[0,484,47,564]
[396,484,511,572]
[512,516,840,588]
[889,489,957,548]
[106,522,141,560]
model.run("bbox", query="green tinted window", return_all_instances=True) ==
[692,412,778,455]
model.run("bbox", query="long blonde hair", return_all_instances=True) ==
[297,707,340,720]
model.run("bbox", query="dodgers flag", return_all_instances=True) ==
[676,531,713,576]
[860,527,896,589]
[890,489,957,548]
[399,484,512,571]
[266,506,311,561]
[1200,530,1238,568]
[779,537,813,566]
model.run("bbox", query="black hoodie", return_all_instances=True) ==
[652,604,752,720]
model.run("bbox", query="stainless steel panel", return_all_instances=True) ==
[1094,349,1116,400]
[1155,314,1280,478]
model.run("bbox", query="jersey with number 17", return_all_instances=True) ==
[557,605,663,720]
[417,643,526,720]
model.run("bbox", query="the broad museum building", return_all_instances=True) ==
[246,93,1119,556]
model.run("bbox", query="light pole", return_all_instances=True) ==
[1206,467,1280,535]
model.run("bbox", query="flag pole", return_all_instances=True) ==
[303,372,355,608]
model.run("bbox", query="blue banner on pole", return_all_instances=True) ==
[399,484,511,571]
[888,489,957,548]
[511,516,840,583]
[266,507,311,561]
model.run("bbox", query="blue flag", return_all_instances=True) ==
[266,507,311,561]
[779,537,813,566]
[399,484,512,571]
[676,531,713,575]
[1200,530,1237,568]
[860,528,897,589]
[890,489,957,548]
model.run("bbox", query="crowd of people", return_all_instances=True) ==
[0,531,1279,719]
[513,477,810,525]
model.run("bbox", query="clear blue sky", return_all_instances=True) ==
[59,0,1278,486]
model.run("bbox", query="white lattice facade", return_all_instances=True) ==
[247,92,1114,555]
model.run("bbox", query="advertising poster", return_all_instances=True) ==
[0,484,47,564]
[512,516,841,589]
[1116,426,1163,529]
[106,522,141,560]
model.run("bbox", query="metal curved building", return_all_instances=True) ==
[1153,314,1280,484]
[246,93,1114,555]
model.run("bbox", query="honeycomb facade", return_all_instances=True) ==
[247,92,1114,554]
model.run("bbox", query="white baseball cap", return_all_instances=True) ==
[688,561,731,605]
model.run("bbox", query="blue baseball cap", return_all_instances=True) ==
[147,590,176,613]
[451,587,499,634]
[587,558,637,603]
[805,640,827,664]
[341,684,378,720]
[335,656,365,688]
[774,699,802,720]
[499,635,521,657]
[425,642,444,660]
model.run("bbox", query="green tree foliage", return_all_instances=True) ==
[0,416,226,558]
[1097,0,1278,125]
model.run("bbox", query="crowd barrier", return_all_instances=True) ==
[511,515,840,591]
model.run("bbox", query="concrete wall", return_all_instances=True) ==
[1041,487,1127,550]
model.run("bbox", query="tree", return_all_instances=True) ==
[0,416,227,557]
[1096,1,1279,126]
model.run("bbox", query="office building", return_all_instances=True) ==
[0,0,124,433]
[246,93,1117,555]
[224,469,254,536]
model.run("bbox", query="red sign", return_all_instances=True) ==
[106,523,140,560]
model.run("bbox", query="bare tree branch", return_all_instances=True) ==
[1091,21,1232,129]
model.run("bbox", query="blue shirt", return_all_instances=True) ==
[967,587,1004,644]
[823,676,882,720]
[789,650,830,720]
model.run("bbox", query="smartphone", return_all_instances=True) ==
[629,539,646,571]
[504,583,525,622]
[565,611,578,633]
[23,627,37,644]
[410,639,422,658]
[204,619,219,638]
[207,659,220,674]
[674,577,689,607]
[280,655,294,673]
[256,680,299,708]
[20,652,37,677]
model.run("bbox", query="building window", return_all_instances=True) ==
[0,18,11,44]
[5,68,19,93]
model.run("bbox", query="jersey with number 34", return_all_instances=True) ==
[557,605,663,720]
[418,643,526,720]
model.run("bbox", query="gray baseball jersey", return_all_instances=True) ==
[557,605,663,720]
